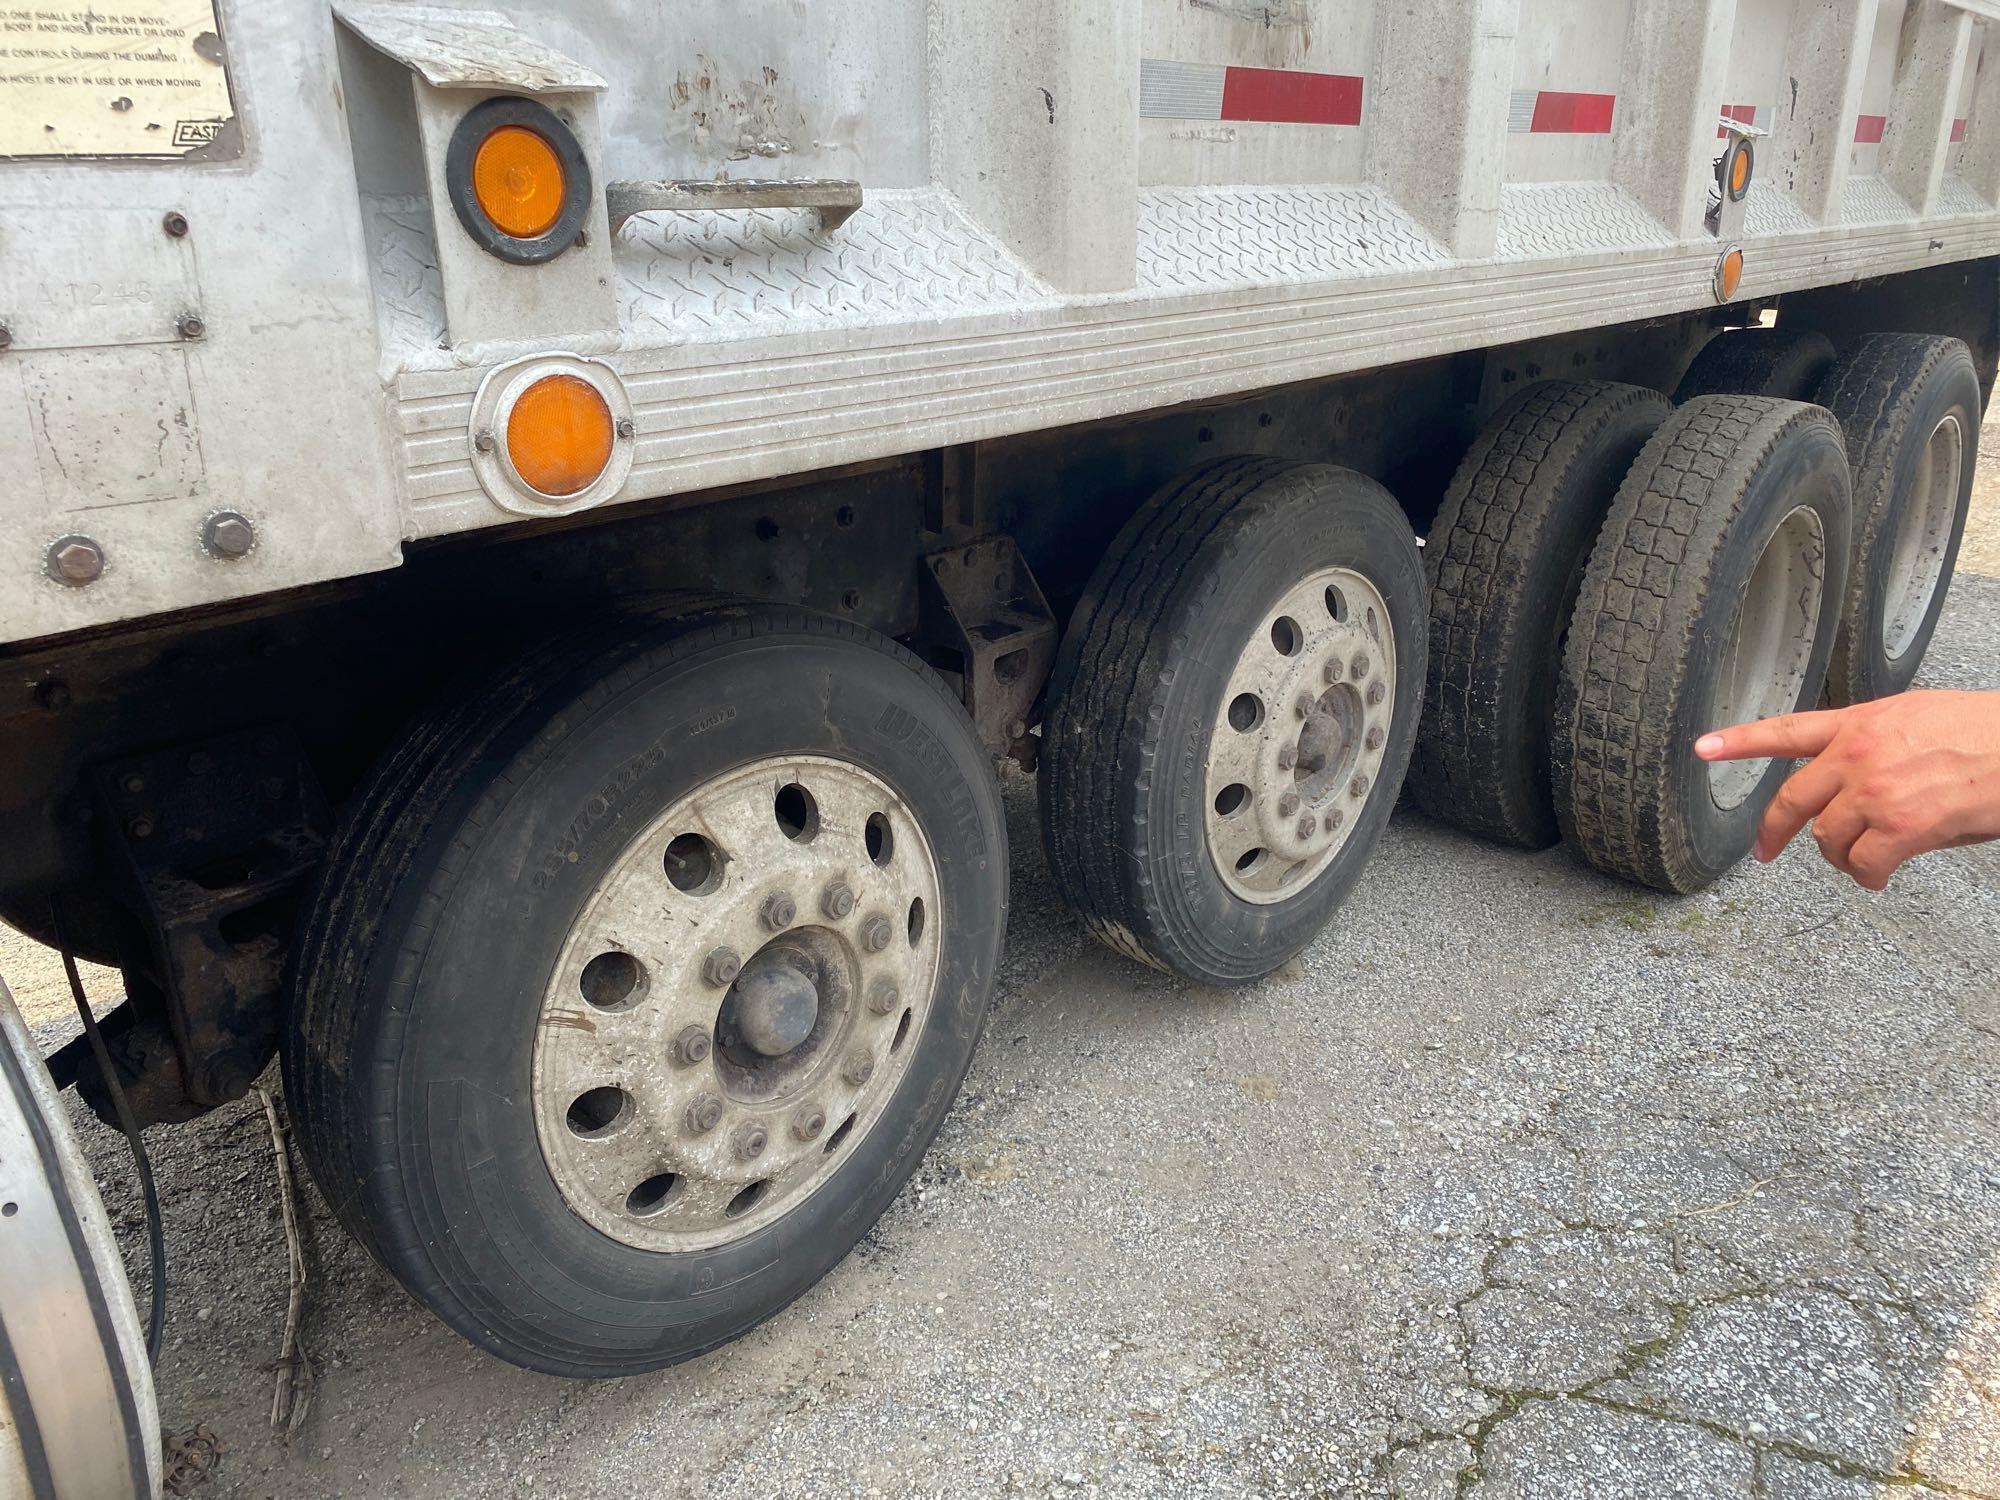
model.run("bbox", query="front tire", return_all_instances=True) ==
[283,604,1006,1376]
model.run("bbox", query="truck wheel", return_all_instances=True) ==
[1673,327,1836,403]
[1554,398,1851,893]
[1813,334,1981,704]
[1040,458,1425,984]
[283,604,1006,1376]
[1412,381,1670,847]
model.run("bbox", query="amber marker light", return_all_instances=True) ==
[506,373,616,497]
[1713,246,1745,303]
[1728,141,1753,199]
[446,96,593,264]
[473,124,567,239]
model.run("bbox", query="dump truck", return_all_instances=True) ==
[4,0,1997,1477]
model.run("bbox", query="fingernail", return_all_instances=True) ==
[1695,734,1723,758]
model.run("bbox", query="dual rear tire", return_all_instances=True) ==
[1414,377,1857,893]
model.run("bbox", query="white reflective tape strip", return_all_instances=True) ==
[1507,89,1539,133]
[1140,58,1228,120]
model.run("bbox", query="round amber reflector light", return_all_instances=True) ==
[473,124,567,240]
[506,374,615,497]
[1714,247,1745,303]
[1730,146,1752,197]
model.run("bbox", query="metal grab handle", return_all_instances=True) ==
[606,178,863,234]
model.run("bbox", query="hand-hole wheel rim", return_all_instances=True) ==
[1882,412,1963,663]
[533,755,941,1252]
[1203,566,1396,902]
[1706,505,1827,811]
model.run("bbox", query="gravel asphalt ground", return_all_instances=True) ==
[7,446,2000,1500]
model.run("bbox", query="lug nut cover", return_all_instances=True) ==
[1295,814,1316,840]
[1323,658,1343,683]
[1325,809,1344,833]
[732,1122,769,1160]
[1277,791,1300,818]
[702,946,742,988]
[860,913,893,952]
[1350,773,1371,799]
[1365,726,1385,751]
[791,1104,827,1141]
[1294,693,1316,720]
[867,977,900,1015]
[843,1051,875,1087]
[820,881,856,919]
[673,1025,712,1067]
[684,1093,724,1134]
[759,891,797,931]
[1350,653,1370,680]
[1366,681,1387,707]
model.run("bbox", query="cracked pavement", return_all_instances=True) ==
[11,567,2000,1499]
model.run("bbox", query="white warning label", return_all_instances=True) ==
[0,3,238,159]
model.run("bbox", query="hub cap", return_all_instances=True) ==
[533,755,941,1252]
[1203,567,1398,903]
[1882,412,1962,662]
[1708,505,1826,811]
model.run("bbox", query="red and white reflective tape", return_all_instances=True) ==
[1139,58,1364,125]
[1507,89,1616,134]
[1854,113,1888,144]
[1718,102,1769,139]
[1952,116,1969,143]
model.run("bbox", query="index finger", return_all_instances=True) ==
[1694,708,1843,763]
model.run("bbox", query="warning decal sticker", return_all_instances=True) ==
[0,2,239,160]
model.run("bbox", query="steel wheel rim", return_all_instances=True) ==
[1707,505,1826,811]
[533,754,942,1252]
[1204,566,1397,904]
[1882,412,1962,661]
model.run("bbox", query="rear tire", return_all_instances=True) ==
[1040,458,1425,985]
[1412,380,1670,847]
[1813,334,1980,704]
[1674,328,1837,403]
[284,603,1006,1376]
[1554,398,1852,893]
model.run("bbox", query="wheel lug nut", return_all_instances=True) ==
[1278,791,1300,818]
[1351,653,1370,680]
[843,1050,876,1087]
[759,891,797,931]
[1276,745,1296,770]
[1294,692,1316,721]
[732,1121,769,1160]
[1295,814,1316,840]
[791,1103,827,1141]
[1366,680,1386,707]
[702,946,742,988]
[1323,658,1343,683]
[1324,809,1344,833]
[684,1092,724,1134]
[820,880,856,920]
[1350,773,1371,799]
[672,1026,712,1067]
[1365,726,1385,752]
[868,977,900,1015]
[860,913,893,952]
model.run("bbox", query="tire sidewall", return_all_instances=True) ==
[1673,428,1851,881]
[1144,470,1426,980]
[352,626,1005,1373]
